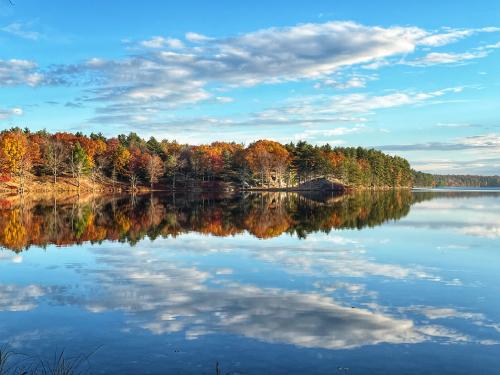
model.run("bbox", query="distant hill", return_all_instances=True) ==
[413,171,500,187]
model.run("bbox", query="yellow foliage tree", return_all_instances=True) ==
[0,131,32,193]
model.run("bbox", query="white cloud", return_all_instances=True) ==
[412,158,500,175]
[215,268,233,275]
[185,32,213,42]
[1,22,41,40]
[100,85,464,143]
[293,125,365,141]
[407,51,488,66]
[327,87,462,113]
[4,19,498,137]
[56,21,487,115]
[0,106,23,120]
[315,74,378,90]
[0,59,44,86]
[362,59,391,70]
[383,133,500,152]
[381,133,500,175]
[140,36,184,49]
[460,133,500,148]
[334,77,368,89]
[418,27,500,47]
[244,87,461,128]
[435,122,474,128]
[419,29,475,47]
[215,96,234,103]
[484,41,500,49]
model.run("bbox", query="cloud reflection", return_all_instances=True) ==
[0,285,45,312]
[37,243,493,350]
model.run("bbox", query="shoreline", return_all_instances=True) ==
[0,185,414,196]
[0,176,414,196]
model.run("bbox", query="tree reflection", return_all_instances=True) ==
[0,190,432,251]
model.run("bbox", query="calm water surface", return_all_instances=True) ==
[0,190,499,374]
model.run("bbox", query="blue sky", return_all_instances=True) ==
[0,0,499,174]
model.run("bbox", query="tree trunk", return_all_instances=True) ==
[18,175,24,195]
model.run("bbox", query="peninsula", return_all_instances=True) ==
[0,128,414,194]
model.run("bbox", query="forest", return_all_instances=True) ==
[413,171,500,187]
[0,128,413,193]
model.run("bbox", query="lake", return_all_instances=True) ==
[0,189,499,374]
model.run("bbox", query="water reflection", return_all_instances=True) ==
[1,190,499,374]
[0,190,425,252]
[47,246,480,350]
[1,235,487,351]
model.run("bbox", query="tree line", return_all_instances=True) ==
[413,171,500,187]
[0,128,414,192]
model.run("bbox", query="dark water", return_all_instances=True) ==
[0,190,499,374]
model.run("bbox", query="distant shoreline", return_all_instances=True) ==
[413,186,500,192]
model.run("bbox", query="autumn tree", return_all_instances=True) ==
[107,140,131,182]
[244,140,291,187]
[44,138,67,185]
[79,137,107,191]
[0,130,33,193]
[126,147,144,191]
[207,142,243,182]
[145,154,164,189]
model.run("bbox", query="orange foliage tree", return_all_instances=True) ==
[244,140,291,187]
